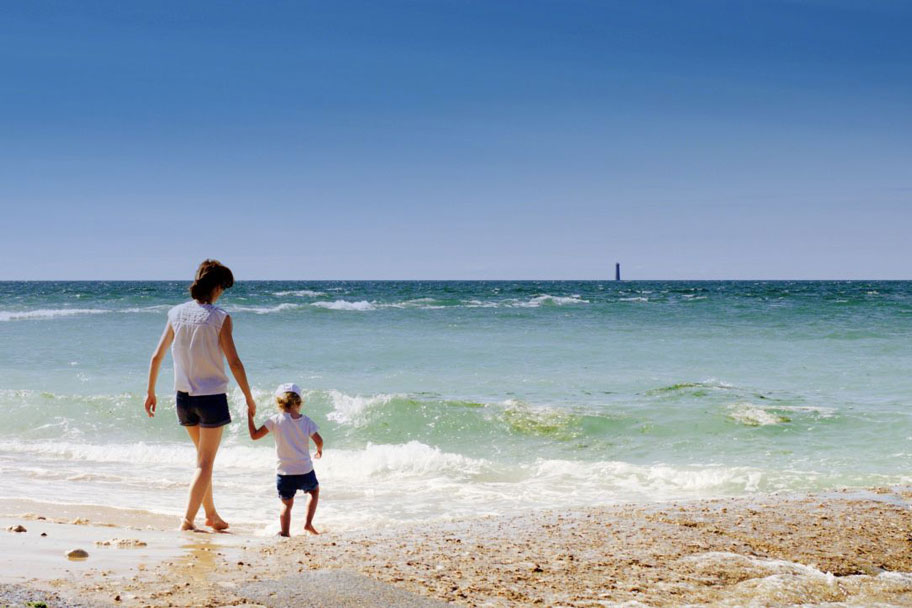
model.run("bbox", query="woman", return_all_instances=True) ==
[145,259,257,531]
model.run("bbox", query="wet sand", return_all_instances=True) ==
[3,488,912,607]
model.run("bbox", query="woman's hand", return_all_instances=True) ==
[145,392,157,417]
[146,322,173,420]
[246,396,257,417]
[314,448,322,460]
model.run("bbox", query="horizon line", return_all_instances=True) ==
[0,278,909,282]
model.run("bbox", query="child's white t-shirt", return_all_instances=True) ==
[264,412,319,475]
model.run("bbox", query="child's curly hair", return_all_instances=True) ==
[276,391,302,412]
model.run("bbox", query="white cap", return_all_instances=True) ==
[275,382,302,398]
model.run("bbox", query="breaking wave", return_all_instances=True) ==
[311,300,376,311]
[272,290,327,297]
[225,303,301,314]
[0,308,111,321]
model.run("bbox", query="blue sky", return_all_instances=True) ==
[1,1,910,279]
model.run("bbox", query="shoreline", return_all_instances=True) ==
[2,488,912,607]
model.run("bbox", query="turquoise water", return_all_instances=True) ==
[1,281,910,530]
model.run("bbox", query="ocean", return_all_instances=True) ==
[1,280,910,532]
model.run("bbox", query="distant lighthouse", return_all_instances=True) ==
[615,263,621,281]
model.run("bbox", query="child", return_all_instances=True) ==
[248,382,323,537]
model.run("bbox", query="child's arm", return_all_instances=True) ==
[247,412,270,440]
[311,432,323,459]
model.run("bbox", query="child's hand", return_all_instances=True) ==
[144,393,157,417]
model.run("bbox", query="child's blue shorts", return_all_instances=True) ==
[276,470,319,500]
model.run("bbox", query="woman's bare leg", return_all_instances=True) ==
[184,426,218,519]
[183,425,226,530]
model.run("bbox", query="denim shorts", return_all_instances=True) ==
[175,392,231,428]
[276,470,319,500]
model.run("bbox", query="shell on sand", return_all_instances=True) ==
[66,548,90,560]
[6,525,27,533]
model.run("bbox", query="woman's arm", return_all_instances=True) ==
[247,412,270,440]
[219,315,257,416]
[145,322,175,417]
[311,432,324,459]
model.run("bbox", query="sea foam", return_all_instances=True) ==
[727,403,789,426]
[273,290,327,297]
[225,303,300,314]
[324,390,400,425]
[0,308,110,321]
[311,300,376,311]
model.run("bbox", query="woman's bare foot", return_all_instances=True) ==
[205,515,230,531]
[303,524,319,535]
[179,517,197,531]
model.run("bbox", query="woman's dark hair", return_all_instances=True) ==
[189,259,234,303]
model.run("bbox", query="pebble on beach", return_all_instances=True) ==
[66,548,90,560]
[7,524,27,533]
[95,538,148,548]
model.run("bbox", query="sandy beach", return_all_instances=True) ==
[2,488,912,607]
[5,0,911,603]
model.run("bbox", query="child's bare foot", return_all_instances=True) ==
[205,515,230,531]
[303,524,319,535]
[277,531,290,538]
[179,518,196,531]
